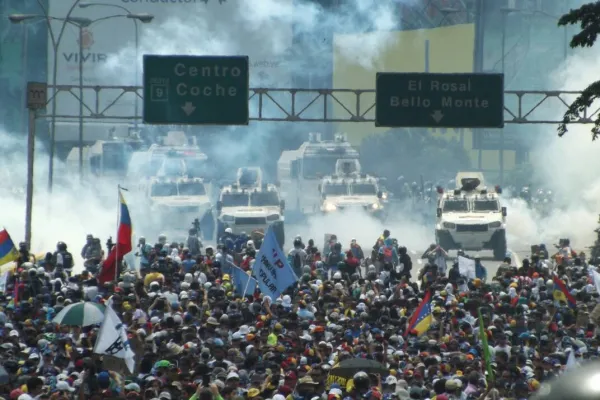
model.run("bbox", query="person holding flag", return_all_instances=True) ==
[251,226,297,299]
[231,263,257,297]
[553,273,577,308]
[98,188,133,285]
[0,229,20,308]
[404,290,433,338]
[94,303,136,373]
[0,228,19,267]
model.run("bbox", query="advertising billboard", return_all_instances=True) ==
[47,0,293,140]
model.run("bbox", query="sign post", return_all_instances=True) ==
[375,73,504,128]
[143,55,249,125]
[25,82,47,248]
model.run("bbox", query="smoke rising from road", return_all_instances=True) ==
[101,0,406,84]
[299,206,433,259]
[95,0,409,177]
[0,129,117,270]
[507,49,600,252]
[0,0,413,267]
[8,0,600,266]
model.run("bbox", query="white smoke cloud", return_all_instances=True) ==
[2,0,416,261]
[0,129,118,270]
[90,0,413,180]
[507,48,600,253]
[296,205,433,258]
[100,0,407,84]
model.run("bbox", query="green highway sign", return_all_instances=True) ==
[375,73,504,128]
[143,55,249,125]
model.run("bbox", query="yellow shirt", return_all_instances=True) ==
[144,272,165,286]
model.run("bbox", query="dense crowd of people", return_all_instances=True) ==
[0,228,598,400]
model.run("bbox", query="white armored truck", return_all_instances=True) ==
[318,159,384,217]
[435,172,507,260]
[277,133,360,217]
[145,176,214,239]
[67,137,143,178]
[128,131,210,181]
[216,167,285,246]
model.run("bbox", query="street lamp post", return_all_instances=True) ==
[79,3,153,131]
[20,24,29,135]
[9,13,91,188]
[499,7,520,186]
[18,19,48,133]
[9,6,86,192]
[67,19,93,183]
[9,12,153,186]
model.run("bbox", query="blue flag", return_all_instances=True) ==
[232,265,257,296]
[252,227,298,298]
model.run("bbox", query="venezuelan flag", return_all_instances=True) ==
[0,229,19,267]
[405,291,433,337]
[98,189,133,285]
[553,274,576,308]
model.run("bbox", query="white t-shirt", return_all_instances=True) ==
[494,344,511,357]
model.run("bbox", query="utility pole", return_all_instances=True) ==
[25,82,48,248]
[473,0,486,171]
[78,24,85,181]
[499,7,518,186]
[20,25,30,136]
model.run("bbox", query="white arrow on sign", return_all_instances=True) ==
[182,102,196,116]
[431,110,444,123]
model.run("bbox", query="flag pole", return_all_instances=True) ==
[241,269,253,298]
[115,185,121,283]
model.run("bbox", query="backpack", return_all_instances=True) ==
[187,237,200,255]
[63,252,74,269]
[327,252,341,267]
[383,246,393,263]
[293,252,303,270]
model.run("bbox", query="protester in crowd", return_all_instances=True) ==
[0,223,597,400]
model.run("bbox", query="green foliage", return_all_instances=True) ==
[558,1,600,48]
[557,1,600,139]
[359,129,471,183]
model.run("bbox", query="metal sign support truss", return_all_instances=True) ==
[38,85,600,125]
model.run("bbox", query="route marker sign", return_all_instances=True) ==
[375,73,504,128]
[143,55,249,125]
[26,81,47,109]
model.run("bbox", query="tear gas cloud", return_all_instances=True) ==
[0,0,418,269]
[0,130,169,272]
[0,126,433,273]
[102,0,405,83]
[299,209,433,258]
[6,0,600,267]
[98,0,409,176]
[507,47,600,251]
[0,129,117,270]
